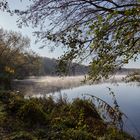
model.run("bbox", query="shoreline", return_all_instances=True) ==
[12,76,85,96]
[12,75,128,97]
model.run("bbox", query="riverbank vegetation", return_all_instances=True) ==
[0,29,41,90]
[0,91,134,140]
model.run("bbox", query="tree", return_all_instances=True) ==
[18,0,140,80]
[0,28,41,89]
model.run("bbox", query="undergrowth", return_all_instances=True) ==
[0,91,135,140]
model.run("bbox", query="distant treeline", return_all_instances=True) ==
[39,57,89,76]
[116,68,140,75]
[39,57,140,76]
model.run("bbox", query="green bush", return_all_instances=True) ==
[38,96,55,113]
[9,131,37,140]
[8,96,25,115]
[71,98,101,119]
[103,127,135,140]
[48,128,96,140]
[18,99,48,126]
[0,90,12,103]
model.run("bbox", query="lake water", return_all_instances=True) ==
[32,82,140,139]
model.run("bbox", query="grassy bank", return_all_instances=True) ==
[0,91,134,140]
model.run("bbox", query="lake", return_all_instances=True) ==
[13,76,140,139]
[31,82,140,139]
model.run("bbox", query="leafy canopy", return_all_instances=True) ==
[18,0,140,80]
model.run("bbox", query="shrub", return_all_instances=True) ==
[38,96,55,113]
[48,128,96,140]
[18,99,48,126]
[103,127,135,140]
[0,90,12,103]
[9,131,37,140]
[71,98,101,119]
[7,95,25,115]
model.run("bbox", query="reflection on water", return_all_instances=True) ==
[32,82,140,139]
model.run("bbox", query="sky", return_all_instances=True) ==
[0,0,65,58]
[0,0,139,68]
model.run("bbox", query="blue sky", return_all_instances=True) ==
[0,0,139,68]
